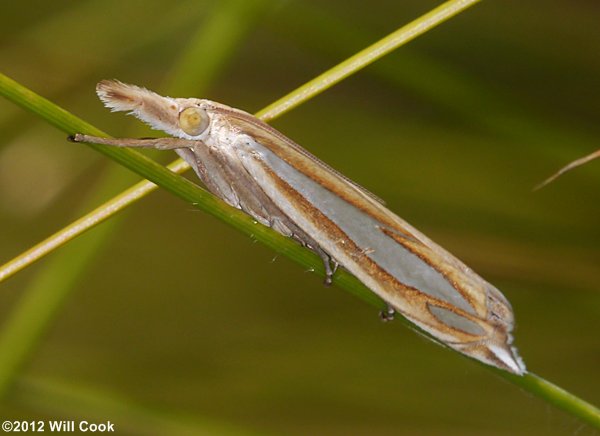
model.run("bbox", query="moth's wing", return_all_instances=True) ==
[213,106,470,271]
[212,107,387,206]
[218,107,525,374]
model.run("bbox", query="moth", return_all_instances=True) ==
[73,80,526,375]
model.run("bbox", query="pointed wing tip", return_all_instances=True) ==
[488,343,527,375]
[455,336,526,375]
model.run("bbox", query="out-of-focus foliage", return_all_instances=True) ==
[0,1,598,434]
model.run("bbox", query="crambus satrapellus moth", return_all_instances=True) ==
[73,80,526,375]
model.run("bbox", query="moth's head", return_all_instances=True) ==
[96,80,210,139]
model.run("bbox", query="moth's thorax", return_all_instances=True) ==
[203,103,252,150]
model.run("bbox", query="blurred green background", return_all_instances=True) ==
[1,0,598,434]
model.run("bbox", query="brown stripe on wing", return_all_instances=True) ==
[255,158,492,344]
[378,226,484,317]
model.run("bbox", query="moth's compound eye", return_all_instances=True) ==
[179,107,209,136]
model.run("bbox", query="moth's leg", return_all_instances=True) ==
[379,305,396,322]
[313,246,338,287]
[70,134,199,150]
[331,258,340,275]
